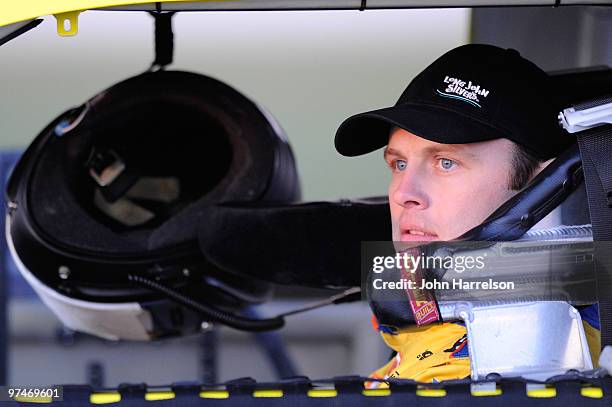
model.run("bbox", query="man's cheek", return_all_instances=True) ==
[389,213,401,240]
[434,191,483,240]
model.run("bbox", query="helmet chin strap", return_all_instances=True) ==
[87,147,184,227]
[93,177,181,227]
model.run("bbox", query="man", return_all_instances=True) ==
[334,44,598,383]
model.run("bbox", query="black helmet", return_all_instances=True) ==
[6,70,300,340]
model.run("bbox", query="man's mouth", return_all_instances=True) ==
[400,228,438,242]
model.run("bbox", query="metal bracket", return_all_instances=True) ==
[54,11,81,37]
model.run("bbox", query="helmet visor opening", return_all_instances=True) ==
[74,101,233,230]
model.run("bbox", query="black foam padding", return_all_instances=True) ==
[199,199,391,288]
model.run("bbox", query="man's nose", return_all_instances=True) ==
[391,169,429,209]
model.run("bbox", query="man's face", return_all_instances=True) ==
[386,128,518,242]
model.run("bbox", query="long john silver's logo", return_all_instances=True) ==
[436,76,490,108]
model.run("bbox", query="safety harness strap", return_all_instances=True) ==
[576,124,612,350]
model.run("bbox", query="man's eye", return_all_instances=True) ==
[394,160,407,172]
[438,158,456,171]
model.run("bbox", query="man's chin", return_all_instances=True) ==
[390,233,439,251]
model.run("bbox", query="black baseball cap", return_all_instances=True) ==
[335,44,572,159]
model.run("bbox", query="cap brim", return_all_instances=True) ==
[334,104,505,157]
